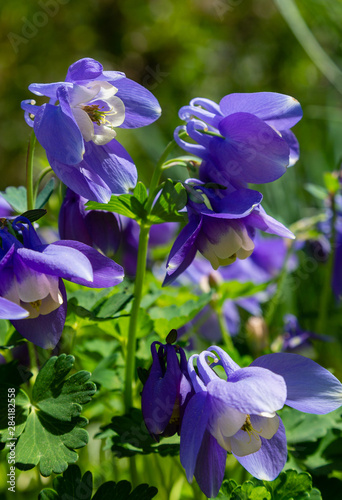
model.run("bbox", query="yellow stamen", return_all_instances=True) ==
[241,415,262,442]
[82,104,117,129]
[30,300,42,312]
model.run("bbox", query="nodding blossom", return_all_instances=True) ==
[0,217,124,348]
[21,57,161,203]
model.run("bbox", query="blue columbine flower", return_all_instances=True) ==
[0,217,124,348]
[141,339,193,438]
[175,93,302,189]
[59,188,122,257]
[180,345,342,498]
[21,57,161,202]
[163,184,294,285]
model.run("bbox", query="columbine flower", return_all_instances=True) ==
[180,345,342,498]
[58,188,122,257]
[163,185,294,285]
[21,57,161,202]
[141,338,193,438]
[0,217,124,348]
[175,93,302,189]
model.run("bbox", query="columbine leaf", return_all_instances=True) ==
[215,471,322,500]
[19,208,47,223]
[0,186,27,213]
[281,407,342,444]
[148,291,212,336]
[218,281,269,305]
[39,465,158,500]
[35,177,56,209]
[86,182,148,221]
[149,179,187,223]
[13,354,96,476]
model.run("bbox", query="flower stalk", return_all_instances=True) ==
[26,130,37,211]
[124,139,178,411]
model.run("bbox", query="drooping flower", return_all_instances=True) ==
[175,93,302,189]
[0,217,124,348]
[141,338,193,438]
[21,58,161,202]
[163,184,294,286]
[180,345,342,498]
[58,188,122,257]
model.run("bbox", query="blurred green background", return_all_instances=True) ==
[1,1,342,498]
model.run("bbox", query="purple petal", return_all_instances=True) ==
[280,129,300,167]
[217,113,290,184]
[16,245,94,283]
[34,86,84,165]
[207,188,263,219]
[251,353,342,414]
[65,58,103,82]
[234,416,287,480]
[85,140,137,195]
[86,210,121,255]
[163,217,202,286]
[28,82,70,100]
[245,208,295,239]
[207,367,287,415]
[47,152,112,203]
[52,240,124,287]
[194,429,227,498]
[0,297,29,320]
[11,279,67,348]
[58,189,93,245]
[220,92,303,130]
[142,344,181,435]
[111,77,161,128]
[180,391,211,483]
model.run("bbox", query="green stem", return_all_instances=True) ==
[123,139,178,411]
[124,223,150,410]
[264,245,293,329]
[216,305,234,353]
[27,341,38,385]
[26,131,37,211]
[274,0,342,94]
[316,195,336,332]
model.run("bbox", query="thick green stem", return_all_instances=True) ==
[216,306,234,353]
[124,223,150,410]
[123,139,178,411]
[26,131,37,211]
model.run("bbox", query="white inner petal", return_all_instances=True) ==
[250,414,279,440]
[72,107,95,142]
[230,428,262,456]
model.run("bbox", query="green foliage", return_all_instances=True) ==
[96,409,180,458]
[38,464,158,500]
[86,182,148,221]
[0,180,55,212]
[215,470,322,499]
[86,179,187,225]
[149,179,187,223]
[0,355,96,476]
